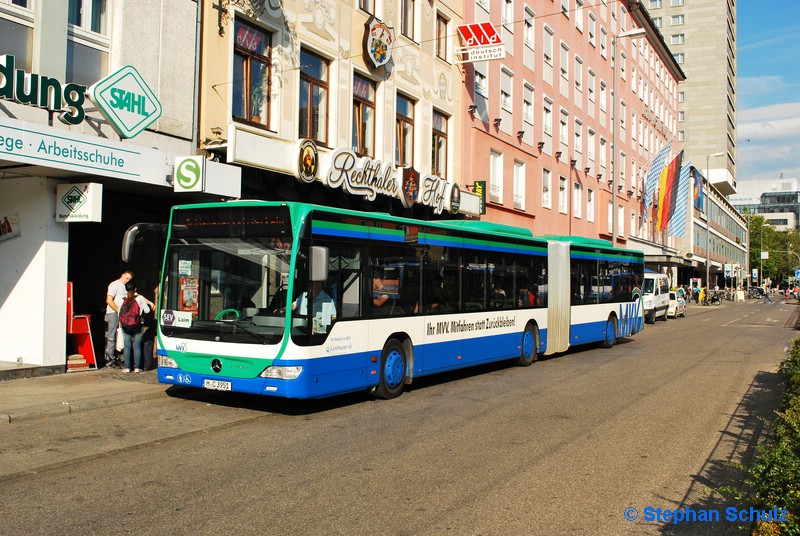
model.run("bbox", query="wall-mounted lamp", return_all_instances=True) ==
[570,159,577,167]
[555,151,562,159]
[210,126,224,138]
[617,184,624,191]
[584,167,591,174]
[517,130,525,138]
[627,189,635,196]
[468,104,478,113]
[597,173,603,181]
[537,141,545,150]
[493,118,502,126]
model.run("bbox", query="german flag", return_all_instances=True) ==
[657,150,684,232]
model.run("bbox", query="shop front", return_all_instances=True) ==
[0,58,241,374]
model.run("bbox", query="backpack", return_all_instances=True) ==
[119,296,142,333]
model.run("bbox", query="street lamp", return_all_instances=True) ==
[611,28,646,246]
[704,152,725,289]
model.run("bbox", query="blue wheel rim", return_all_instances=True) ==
[522,329,535,359]
[384,349,405,389]
[606,320,616,344]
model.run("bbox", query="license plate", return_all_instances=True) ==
[203,379,232,391]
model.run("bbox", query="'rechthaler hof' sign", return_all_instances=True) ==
[324,148,457,214]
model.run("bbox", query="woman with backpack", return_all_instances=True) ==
[115,281,155,373]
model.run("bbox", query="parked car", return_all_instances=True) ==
[643,273,670,323]
[667,291,686,318]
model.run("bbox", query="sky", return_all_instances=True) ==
[737,1,800,183]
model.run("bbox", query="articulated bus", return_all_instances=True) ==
[123,201,644,400]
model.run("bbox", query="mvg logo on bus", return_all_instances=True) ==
[618,301,644,337]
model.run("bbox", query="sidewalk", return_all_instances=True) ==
[0,365,178,424]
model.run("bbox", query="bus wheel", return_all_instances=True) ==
[601,316,617,348]
[518,323,538,366]
[376,339,406,399]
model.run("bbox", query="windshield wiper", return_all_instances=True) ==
[230,320,271,344]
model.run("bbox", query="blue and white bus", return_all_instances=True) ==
[124,201,644,399]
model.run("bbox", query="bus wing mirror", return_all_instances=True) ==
[122,223,166,262]
[309,246,329,282]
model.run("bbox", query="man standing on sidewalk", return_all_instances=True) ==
[105,270,133,367]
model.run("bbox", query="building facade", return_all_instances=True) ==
[731,177,799,231]
[0,0,240,371]
[0,0,479,372]
[197,0,479,219]
[646,0,746,287]
[460,0,685,261]
[647,0,737,196]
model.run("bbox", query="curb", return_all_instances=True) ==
[1,385,168,424]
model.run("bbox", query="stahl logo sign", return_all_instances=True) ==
[88,65,162,139]
[61,186,87,213]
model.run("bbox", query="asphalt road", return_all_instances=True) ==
[0,299,794,535]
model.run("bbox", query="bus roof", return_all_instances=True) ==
[544,236,613,247]
[172,200,641,255]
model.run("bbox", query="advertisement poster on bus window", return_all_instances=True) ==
[180,277,199,315]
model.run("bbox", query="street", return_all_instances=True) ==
[0,299,794,535]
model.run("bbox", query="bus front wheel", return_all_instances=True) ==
[376,339,406,399]
[518,323,539,366]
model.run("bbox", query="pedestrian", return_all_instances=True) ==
[763,286,774,304]
[115,280,154,372]
[105,270,133,368]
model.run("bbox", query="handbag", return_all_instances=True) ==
[116,325,124,352]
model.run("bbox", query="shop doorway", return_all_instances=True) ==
[67,191,173,363]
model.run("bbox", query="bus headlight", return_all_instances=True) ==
[159,354,178,368]
[260,366,303,380]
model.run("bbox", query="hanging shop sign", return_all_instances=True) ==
[364,17,395,68]
[323,150,469,215]
[174,156,206,192]
[472,181,487,215]
[55,182,103,222]
[420,174,451,215]
[0,116,168,183]
[0,54,87,125]
[399,166,420,208]
[0,55,161,138]
[295,139,319,183]
[88,65,162,139]
[325,149,398,201]
[455,23,505,64]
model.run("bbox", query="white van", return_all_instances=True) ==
[643,273,670,323]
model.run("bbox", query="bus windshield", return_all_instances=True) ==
[160,206,292,344]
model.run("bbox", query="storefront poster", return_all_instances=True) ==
[180,277,199,314]
[0,212,21,243]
